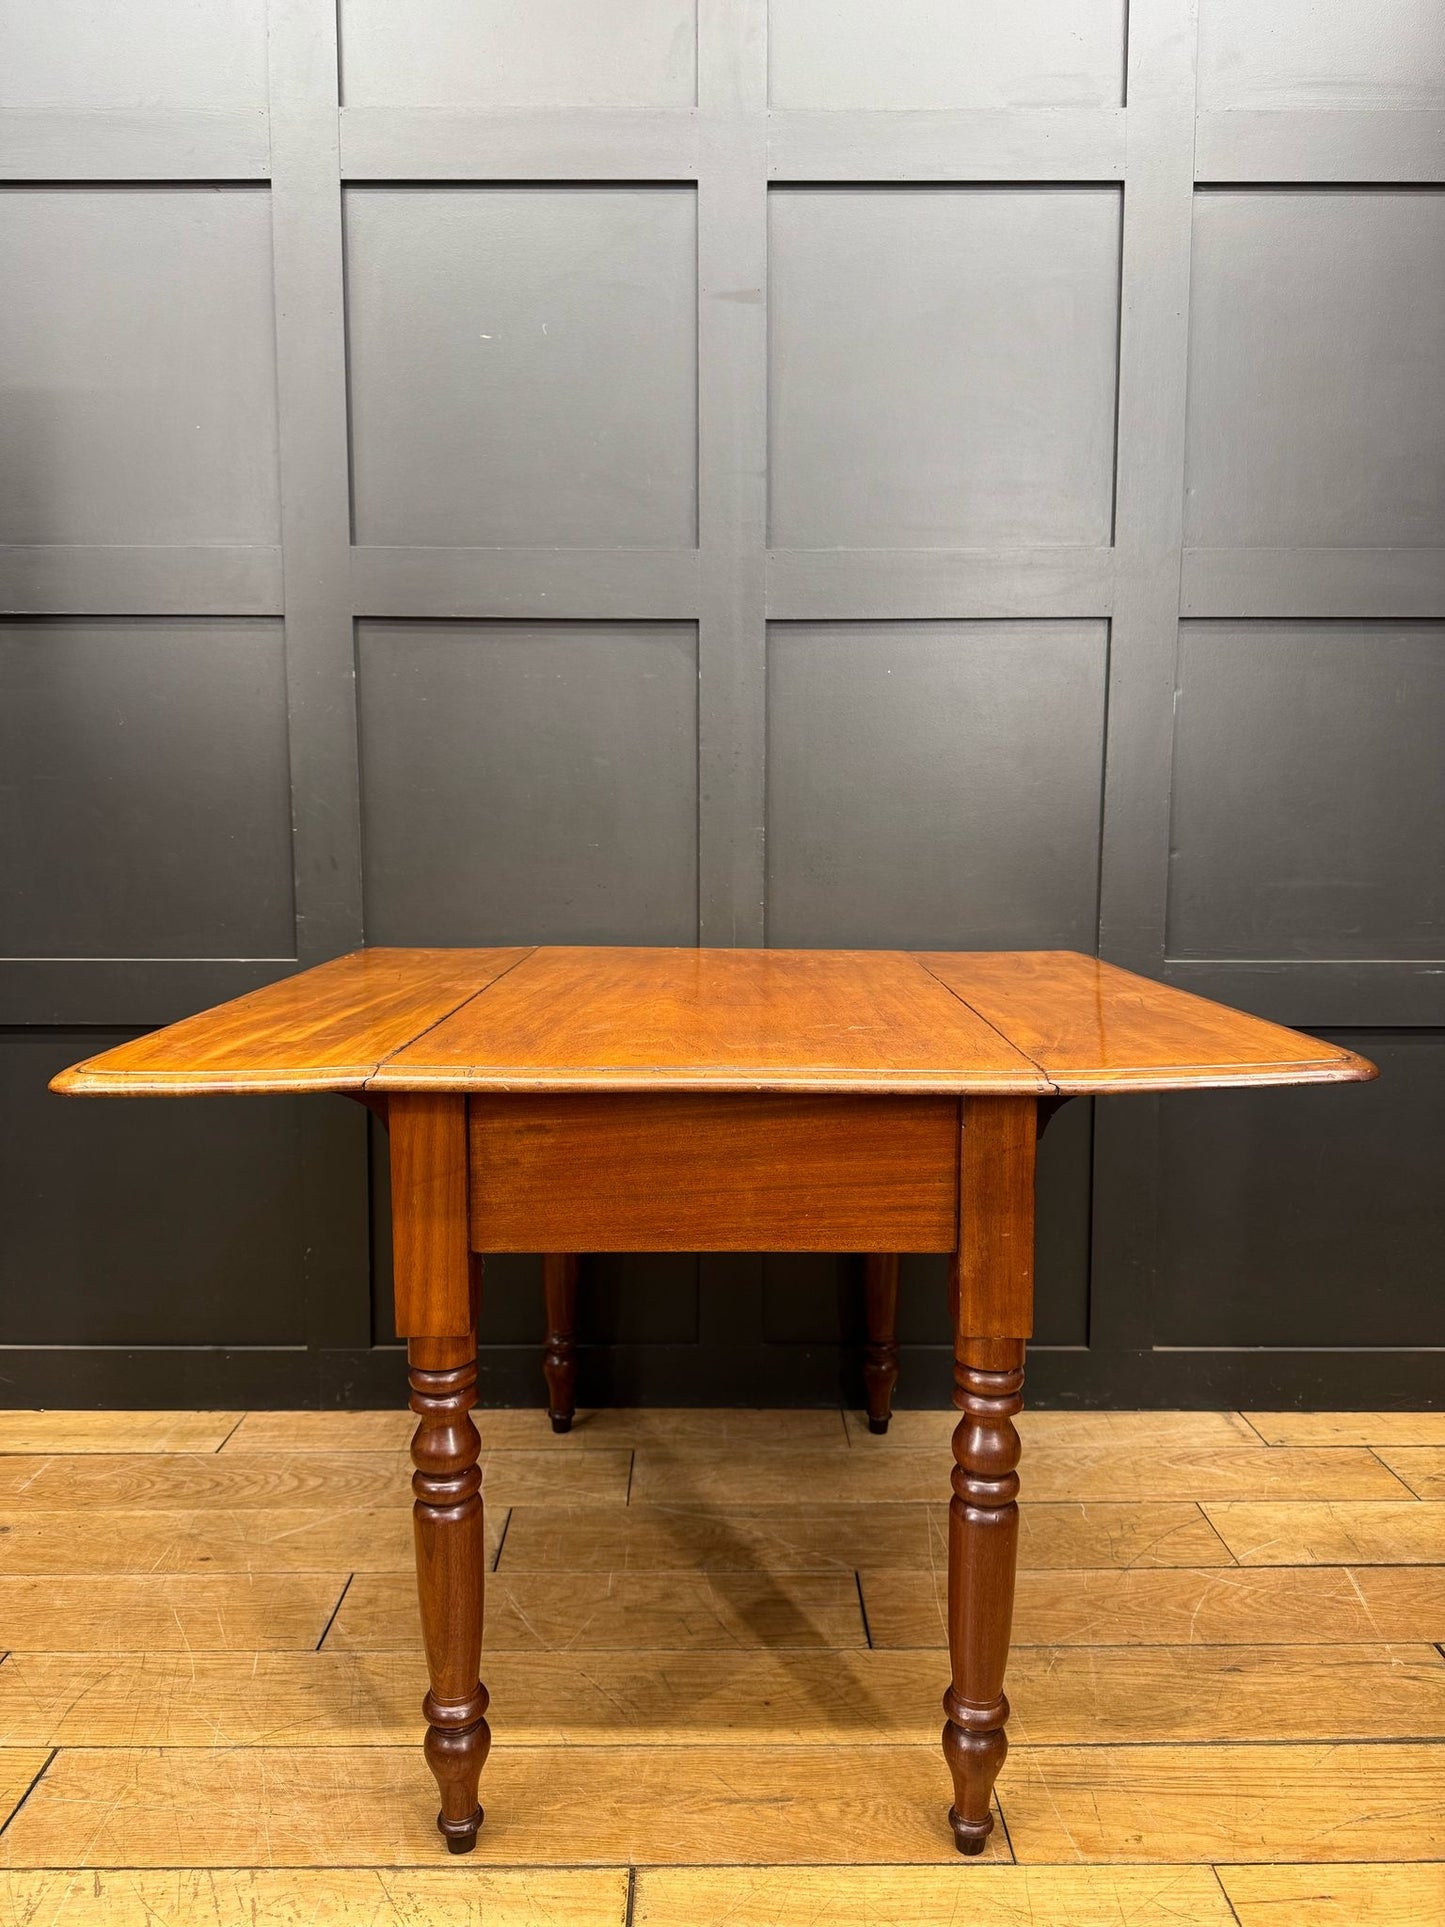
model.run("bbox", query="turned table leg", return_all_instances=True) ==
[862,1253,900,1432]
[941,1094,1035,1853]
[388,1093,491,1854]
[943,1335,1024,1851]
[409,1333,491,1852]
[542,1252,579,1433]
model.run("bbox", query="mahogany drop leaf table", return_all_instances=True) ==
[53,946,1374,1855]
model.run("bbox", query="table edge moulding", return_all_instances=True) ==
[50,946,1375,1855]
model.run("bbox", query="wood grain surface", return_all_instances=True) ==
[1204,1501,1445,1564]
[0,1573,346,1651]
[0,1744,1011,1868]
[468,1092,959,1252]
[377,946,1048,1092]
[621,1442,1408,1506]
[860,1563,1445,1648]
[6,1643,1438,1748]
[0,1870,629,1926]
[0,1411,242,1453]
[330,1570,870,1654]
[1245,1411,1445,1447]
[916,948,1377,1092]
[1001,1741,1445,1862]
[631,1867,1239,1925]
[497,1500,1230,1572]
[1222,1863,1445,1926]
[388,1092,472,1337]
[49,947,529,1095]
[49,945,1373,1097]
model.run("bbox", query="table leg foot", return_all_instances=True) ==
[410,1337,491,1856]
[437,1802,484,1853]
[948,1805,994,1855]
[941,1337,1023,1855]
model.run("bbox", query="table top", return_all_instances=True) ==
[52,946,1375,1099]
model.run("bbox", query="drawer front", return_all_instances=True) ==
[469,1092,959,1253]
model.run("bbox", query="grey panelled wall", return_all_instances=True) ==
[0,0,1441,1408]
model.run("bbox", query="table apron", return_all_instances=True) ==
[467,1092,960,1253]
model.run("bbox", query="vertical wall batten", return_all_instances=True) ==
[697,0,769,946]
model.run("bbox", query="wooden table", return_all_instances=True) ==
[53,946,1374,1856]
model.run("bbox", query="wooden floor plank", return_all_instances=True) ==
[223,1411,417,1454]
[1221,1862,1445,1925]
[0,1744,1008,1867]
[5,1643,1441,1749]
[629,1443,1410,1505]
[847,1409,1258,1449]
[331,1571,867,1653]
[1003,1643,1445,1744]
[0,1509,504,1576]
[1001,1742,1445,1863]
[0,1749,51,1831]
[0,1867,629,1924]
[0,1575,346,1652]
[633,1865,1237,1926]
[861,1564,1445,1647]
[0,1449,626,1509]
[1374,1447,1445,1500]
[499,1501,1228,1572]
[0,1413,241,1455]
[224,1408,847,1454]
[1205,1502,1445,1565]
[1245,1411,1445,1448]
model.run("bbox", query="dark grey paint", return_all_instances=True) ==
[0,620,295,957]
[0,187,281,546]
[766,621,1107,949]
[1155,1034,1445,1347]
[1185,190,1445,549]
[357,621,698,946]
[1169,623,1445,960]
[346,187,698,548]
[1,0,1441,1408]
[2,1031,306,1347]
[768,187,1121,548]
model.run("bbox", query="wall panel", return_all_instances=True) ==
[1197,0,1445,109]
[346,186,698,548]
[356,620,698,947]
[1184,190,1445,550]
[768,187,1121,548]
[768,0,1127,109]
[0,187,280,547]
[339,0,697,110]
[1168,622,1445,961]
[765,620,1107,949]
[0,0,268,112]
[0,619,294,960]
